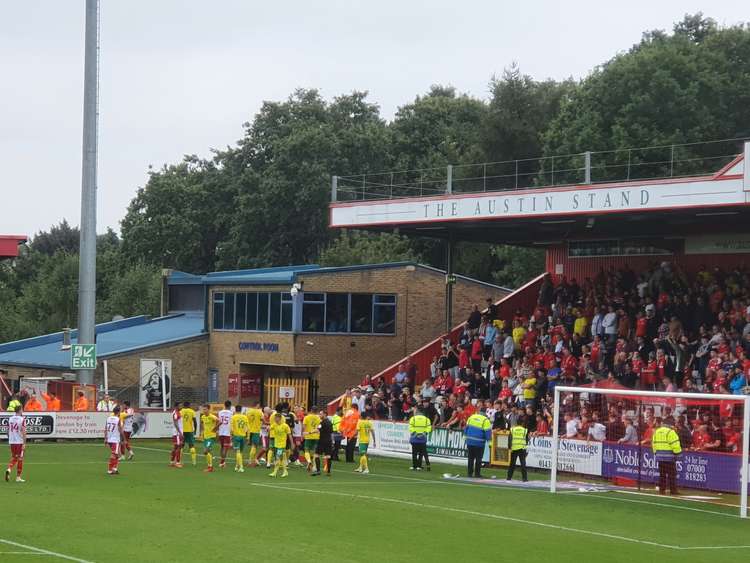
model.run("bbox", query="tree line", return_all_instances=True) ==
[2,14,749,342]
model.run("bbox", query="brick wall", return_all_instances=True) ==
[206,265,508,399]
[104,337,209,405]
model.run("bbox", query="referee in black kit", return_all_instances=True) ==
[312,408,334,477]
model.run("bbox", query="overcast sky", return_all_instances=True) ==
[1,0,745,237]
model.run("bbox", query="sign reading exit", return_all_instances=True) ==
[71,344,97,369]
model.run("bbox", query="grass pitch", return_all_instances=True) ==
[2,440,749,562]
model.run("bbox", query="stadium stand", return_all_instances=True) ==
[333,261,749,451]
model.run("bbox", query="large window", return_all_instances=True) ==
[213,290,396,335]
[302,293,325,333]
[568,239,673,258]
[212,291,293,332]
[301,292,396,335]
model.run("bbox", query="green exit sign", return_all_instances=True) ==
[71,344,97,369]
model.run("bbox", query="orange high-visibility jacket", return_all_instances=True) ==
[340,409,360,439]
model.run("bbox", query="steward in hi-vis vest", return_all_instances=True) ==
[507,417,529,482]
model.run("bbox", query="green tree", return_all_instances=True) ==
[490,245,545,289]
[216,90,391,269]
[98,263,161,321]
[319,230,421,267]
[120,156,237,273]
[543,14,750,181]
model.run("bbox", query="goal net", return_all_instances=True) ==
[549,385,750,518]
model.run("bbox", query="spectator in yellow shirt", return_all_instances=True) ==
[573,310,588,337]
[522,375,537,409]
[512,320,526,350]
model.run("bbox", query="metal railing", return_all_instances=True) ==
[331,137,748,202]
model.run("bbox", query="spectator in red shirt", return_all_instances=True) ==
[721,420,740,453]
[434,370,453,396]
[498,379,512,401]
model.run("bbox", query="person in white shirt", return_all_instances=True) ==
[217,400,233,469]
[5,404,26,483]
[586,419,607,441]
[420,379,436,401]
[96,394,116,412]
[104,406,125,475]
[564,413,580,438]
[352,389,366,412]
[602,305,618,344]
[618,417,638,444]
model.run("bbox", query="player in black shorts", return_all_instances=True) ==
[312,409,334,477]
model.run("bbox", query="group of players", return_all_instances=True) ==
[104,399,376,478]
[6,398,376,480]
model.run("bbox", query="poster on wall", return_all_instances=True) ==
[139,359,172,409]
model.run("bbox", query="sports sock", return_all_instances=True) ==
[235,452,243,468]
[190,447,197,465]
[314,457,321,472]
[304,451,311,464]
[326,458,332,473]
[282,451,289,468]
[176,449,182,463]
[249,446,257,462]
[267,451,273,465]
[206,452,213,468]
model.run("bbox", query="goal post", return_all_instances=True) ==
[550,385,750,518]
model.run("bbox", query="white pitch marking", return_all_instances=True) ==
[246,481,681,550]
[0,539,94,563]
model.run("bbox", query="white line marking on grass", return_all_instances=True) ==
[248,482,750,551]
[246,481,680,550]
[582,493,739,518]
[615,489,739,508]
[0,540,94,563]
[0,552,55,555]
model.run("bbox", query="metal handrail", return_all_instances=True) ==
[331,137,748,202]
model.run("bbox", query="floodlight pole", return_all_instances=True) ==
[76,0,99,385]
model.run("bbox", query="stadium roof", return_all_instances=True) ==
[0,313,206,370]
[0,235,27,258]
[168,262,510,291]
[329,140,750,245]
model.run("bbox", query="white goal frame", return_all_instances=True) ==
[550,385,750,518]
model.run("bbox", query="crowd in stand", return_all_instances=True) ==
[340,262,749,452]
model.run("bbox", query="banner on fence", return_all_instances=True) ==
[526,436,603,476]
[0,411,174,439]
[370,421,488,462]
[601,442,744,493]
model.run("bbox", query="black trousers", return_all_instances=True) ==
[411,443,429,468]
[467,445,484,477]
[345,436,357,463]
[658,461,678,494]
[332,433,342,461]
[507,449,528,481]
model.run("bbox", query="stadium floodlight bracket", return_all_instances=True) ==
[550,385,749,519]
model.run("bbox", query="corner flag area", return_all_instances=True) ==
[3,442,749,563]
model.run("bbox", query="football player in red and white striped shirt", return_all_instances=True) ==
[5,404,26,483]
[105,406,125,475]
[169,402,184,468]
